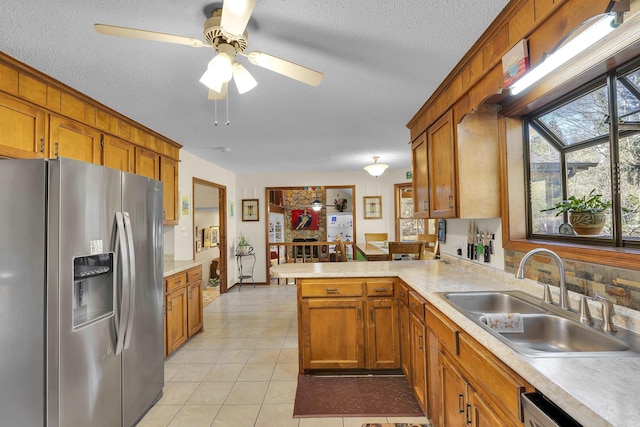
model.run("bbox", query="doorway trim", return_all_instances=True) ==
[264,185,356,282]
[193,177,228,293]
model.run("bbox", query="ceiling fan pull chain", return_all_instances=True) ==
[226,94,230,125]
[214,100,218,126]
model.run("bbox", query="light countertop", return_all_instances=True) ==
[163,259,205,277]
[270,256,640,427]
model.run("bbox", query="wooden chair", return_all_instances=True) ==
[333,239,348,262]
[418,233,439,259]
[387,241,426,261]
[365,233,388,244]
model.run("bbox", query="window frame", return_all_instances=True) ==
[520,57,640,251]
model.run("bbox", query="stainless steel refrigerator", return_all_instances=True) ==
[0,157,164,426]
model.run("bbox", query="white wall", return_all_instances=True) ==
[164,151,505,286]
[236,167,411,282]
[438,218,504,270]
[164,150,237,276]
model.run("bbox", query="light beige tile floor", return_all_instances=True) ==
[138,284,432,427]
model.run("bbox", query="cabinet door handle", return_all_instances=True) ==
[418,334,423,350]
[373,287,387,292]
[40,138,45,153]
[169,301,173,311]
[423,200,428,211]
[458,393,464,414]
[325,288,339,294]
[357,308,362,321]
[466,403,472,425]
[55,142,59,157]
[449,194,454,208]
[189,289,192,299]
[410,302,418,311]
[370,308,374,322]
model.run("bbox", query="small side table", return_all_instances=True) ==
[236,252,256,290]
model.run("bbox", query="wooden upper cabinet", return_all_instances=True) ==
[0,93,46,158]
[103,135,135,173]
[49,115,101,164]
[457,105,500,218]
[135,146,160,180]
[160,156,179,225]
[427,110,456,218]
[412,132,430,218]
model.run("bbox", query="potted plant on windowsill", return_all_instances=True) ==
[541,189,611,235]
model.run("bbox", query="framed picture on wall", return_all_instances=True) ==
[364,196,382,219]
[242,199,259,221]
[203,227,211,248]
[195,226,202,253]
[291,209,319,230]
[210,226,219,247]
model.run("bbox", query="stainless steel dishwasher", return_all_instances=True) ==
[522,392,582,427]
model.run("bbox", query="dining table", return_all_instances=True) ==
[355,242,389,261]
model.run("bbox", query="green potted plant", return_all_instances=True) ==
[541,189,611,235]
[236,233,253,254]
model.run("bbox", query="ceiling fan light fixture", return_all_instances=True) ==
[232,62,257,94]
[311,198,323,211]
[364,156,389,177]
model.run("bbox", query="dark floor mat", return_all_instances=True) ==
[293,374,424,418]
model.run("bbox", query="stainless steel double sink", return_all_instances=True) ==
[440,290,640,357]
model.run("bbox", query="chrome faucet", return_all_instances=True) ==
[593,294,617,332]
[515,248,571,311]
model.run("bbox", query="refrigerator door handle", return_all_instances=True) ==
[115,211,131,356]
[122,212,136,351]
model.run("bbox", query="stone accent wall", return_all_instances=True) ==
[283,188,327,242]
[505,250,640,311]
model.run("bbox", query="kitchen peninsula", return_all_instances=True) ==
[271,257,640,427]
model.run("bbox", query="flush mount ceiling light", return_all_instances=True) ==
[364,156,389,177]
[509,14,617,96]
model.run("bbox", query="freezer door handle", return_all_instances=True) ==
[122,212,137,351]
[114,211,130,355]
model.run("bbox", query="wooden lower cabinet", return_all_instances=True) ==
[166,287,188,355]
[298,278,399,372]
[164,265,203,357]
[187,280,203,336]
[366,298,400,369]
[408,289,428,415]
[398,298,411,377]
[426,302,533,426]
[300,298,365,370]
[440,353,504,427]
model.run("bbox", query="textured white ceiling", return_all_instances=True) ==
[0,0,509,173]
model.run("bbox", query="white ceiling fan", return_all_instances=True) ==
[94,0,324,100]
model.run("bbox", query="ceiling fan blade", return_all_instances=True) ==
[245,51,324,87]
[94,24,208,48]
[220,0,256,38]
[208,83,228,100]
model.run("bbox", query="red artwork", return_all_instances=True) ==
[292,209,319,230]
